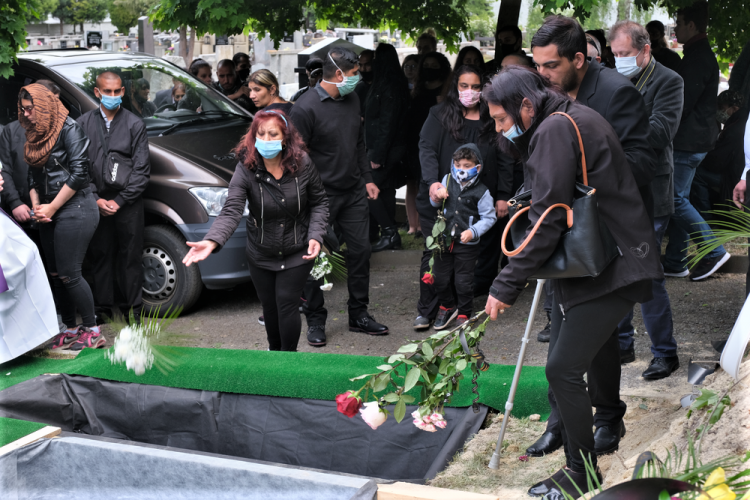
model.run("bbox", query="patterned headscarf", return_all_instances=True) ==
[18,83,69,168]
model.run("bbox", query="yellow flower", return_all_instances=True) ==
[697,468,736,500]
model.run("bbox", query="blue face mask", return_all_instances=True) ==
[255,138,283,159]
[451,163,479,183]
[503,124,523,143]
[100,94,122,110]
[615,49,643,78]
[323,53,361,97]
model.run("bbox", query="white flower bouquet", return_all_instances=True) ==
[310,251,346,292]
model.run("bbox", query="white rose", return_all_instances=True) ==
[320,282,333,291]
[359,402,387,430]
[119,327,133,342]
[133,362,145,376]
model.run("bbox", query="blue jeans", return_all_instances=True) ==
[664,150,726,271]
[618,216,677,358]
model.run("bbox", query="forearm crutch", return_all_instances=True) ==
[488,278,547,470]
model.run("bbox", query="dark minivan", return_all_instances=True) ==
[0,50,253,313]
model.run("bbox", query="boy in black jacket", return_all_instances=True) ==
[425,144,496,329]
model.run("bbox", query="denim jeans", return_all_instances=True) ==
[664,150,726,271]
[618,215,678,357]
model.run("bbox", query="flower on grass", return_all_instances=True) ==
[360,402,388,430]
[421,272,435,285]
[518,455,529,462]
[411,410,446,432]
[335,391,362,417]
[107,325,154,376]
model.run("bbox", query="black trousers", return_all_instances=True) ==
[304,187,371,324]
[249,260,313,351]
[432,242,480,316]
[368,167,397,231]
[39,190,99,328]
[88,197,144,321]
[417,216,440,319]
[545,291,632,472]
[473,219,505,296]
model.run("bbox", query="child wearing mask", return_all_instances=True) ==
[426,143,497,329]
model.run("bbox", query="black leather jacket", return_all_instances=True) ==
[27,117,92,203]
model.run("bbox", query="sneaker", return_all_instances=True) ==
[69,327,107,351]
[433,306,458,330]
[413,316,431,330]
[307,324,326,347]
[45,327,81,350]
[455,315,469,327]
[689,253,731,281]
[664,268,689,278]
[258,315,265,326]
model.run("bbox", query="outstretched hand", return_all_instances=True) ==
[183,240,218,266]
[302,239,321,260]
[485,294,511,320]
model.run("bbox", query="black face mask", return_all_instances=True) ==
[237,68,250,81]
[421,67,443,83]
[499,43,518,58]
[360,71,374,83]
[134,93,148,104]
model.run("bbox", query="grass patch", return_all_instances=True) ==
[0,417,47,447]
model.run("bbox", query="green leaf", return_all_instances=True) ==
[426,236,434,248]
[422,342,434,358]
[401,395,415,403]
[658,490,670,500]
[373,373,390,392]
[404,367,420,392]
[383,392,400,403]
[387,354,405,363]
[397,343,419,353]
[428,256,435,268]
[376,364,393,371]
[394,398,406,423]
[438,358,451,375]
[456,358,468,371]
[435,219,446,233]
[349,373,377,381]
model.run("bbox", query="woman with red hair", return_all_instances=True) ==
[183,110,329,351]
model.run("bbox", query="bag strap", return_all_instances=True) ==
[500,112,587,258]
[550,111,587,185]
[96,117,109,157]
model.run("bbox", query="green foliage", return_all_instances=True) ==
[108,0,154,34]
[689,205,750,269]
[1,0,41,79]
[150,0,470,51]
[37,0,59,17]
[53,0,107,33]
[686,388,731,429]
[347,313,490,423]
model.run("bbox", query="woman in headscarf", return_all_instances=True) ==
[19,83,104,351]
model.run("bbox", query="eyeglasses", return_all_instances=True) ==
[20,104,34,113]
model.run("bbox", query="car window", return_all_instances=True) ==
[52,58,250,135]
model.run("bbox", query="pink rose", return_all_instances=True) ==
[360,402,387,430]
[335,391,362,418]
[421,272,435,285]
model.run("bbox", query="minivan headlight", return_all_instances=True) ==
[189,187,249,217]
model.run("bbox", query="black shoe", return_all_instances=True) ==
[413,315,431,330]
[689,253,731,281]
[594,421,625,455]
[529,467,602,499]
[642,356,679,380]
[620,346,635,364]
[371,226,402,253]
[307,324,326,347]
[349,315,389,335]
[526,431,563,457]
[537,312,551,342]
[433,306,458,330]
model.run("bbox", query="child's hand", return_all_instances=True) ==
[435,187,449,200]
[460,229,473,243]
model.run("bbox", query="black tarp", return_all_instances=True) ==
[0,374,487,481]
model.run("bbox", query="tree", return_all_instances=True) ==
[1,0,42,78]
[108,0,155,35]
[53,0,106,35]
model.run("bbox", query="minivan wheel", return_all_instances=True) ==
[142,225,203,316]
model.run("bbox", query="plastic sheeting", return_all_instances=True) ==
[0,435,378,500]
[0,374,487,481]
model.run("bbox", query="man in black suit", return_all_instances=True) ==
[610,20,683,380]
[526,15,657,459]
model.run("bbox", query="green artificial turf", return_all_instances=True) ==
[0,417,47,448]
[0,348,550,418]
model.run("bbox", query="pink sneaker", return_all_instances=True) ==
[69,327,107,351]
[45,327,81,350]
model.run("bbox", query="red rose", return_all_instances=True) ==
[335,391,362,417]
[421,272,435,285]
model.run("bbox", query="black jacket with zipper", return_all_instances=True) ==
[27,116,91,203]
[490,99,661,313]
[77,106,151,207]
[204,152,329,271]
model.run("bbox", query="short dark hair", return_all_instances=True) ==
[322,46,358,79]
[677,0,708,33]
[135,77,150,90]
[646,20,665,36]
[497,25,523,42]
[36,79,61,95]
[232,52,249,64]
[359,49,374,61]
[417,31,438,49]
[189,58,211,76]
[217,59,236,72]
[532,15,587,62]
[305,56,323,72]
[452,147,480,165]
[609,21,650,51]
[718,90,743,109]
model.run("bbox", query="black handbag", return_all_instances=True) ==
[96,119,133,191]
[501,112,620,279]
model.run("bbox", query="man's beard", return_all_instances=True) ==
[560,64,579,93]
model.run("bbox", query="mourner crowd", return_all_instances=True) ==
[3,2,750,496]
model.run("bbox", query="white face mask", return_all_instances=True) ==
[615,48,643,78]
